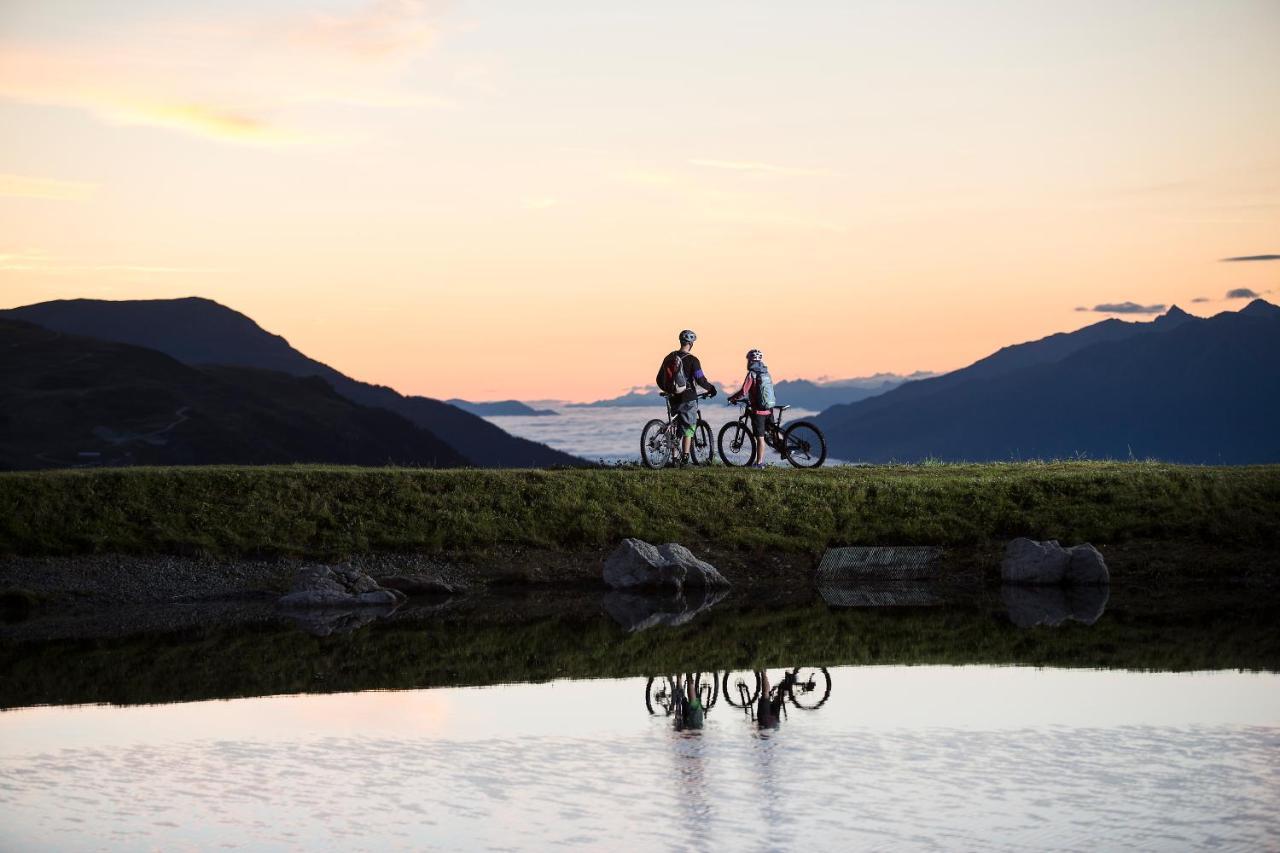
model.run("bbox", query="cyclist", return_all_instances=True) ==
[726,349,778,469]
[656,329,717,465]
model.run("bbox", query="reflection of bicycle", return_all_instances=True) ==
[640,392,715,469]
[645,673,720,715]
[722,668,832,711]
[718,402,827,468]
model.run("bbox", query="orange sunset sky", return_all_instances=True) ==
[2,1,1277,402]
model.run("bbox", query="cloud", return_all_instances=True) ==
[1225,288,1262,300]
[0,173,96,201]
[1075,302,1166,314]
[1220,254,1280,262]
[689,159,836,178]
[0,1,446,145]
[1191,296,1210,303]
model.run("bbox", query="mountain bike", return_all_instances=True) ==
[645,672,720,715]
[640,392,714,469]
[722,667,832,711]
[717,402,827,468]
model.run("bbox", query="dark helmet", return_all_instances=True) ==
[679,329,697,345]
[746,348,764,363]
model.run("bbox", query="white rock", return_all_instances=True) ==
[602,538,729,591]
[277,563,407,609]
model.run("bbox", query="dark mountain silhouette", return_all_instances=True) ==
[0,319,467,470]
[567,372,931,409]
[446,399,558,417]
[813,301,1280,464]
[1,298,583,467]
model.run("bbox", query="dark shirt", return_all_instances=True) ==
[657,350,711,404]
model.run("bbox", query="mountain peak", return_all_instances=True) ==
[1153,304,1193,327]
[1239,298,1280,318]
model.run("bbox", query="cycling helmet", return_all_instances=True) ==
[679,329,697,345]
[746,348,764,363]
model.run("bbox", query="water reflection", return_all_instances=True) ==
[1002,584,1109,628]
[603,587,729,632]
[646,668,834,731]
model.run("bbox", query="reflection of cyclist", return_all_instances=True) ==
[755,670,794,729]
[656,330,717,466]
[727,349,777,470]
[673,674,706,731]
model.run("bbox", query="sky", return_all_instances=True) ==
[1,0,1278,402]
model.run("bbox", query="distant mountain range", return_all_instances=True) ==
[446,399,558,417]
[0,319,466,469]
[813,300,1280,463]
[568,372,933,409]
[1,298,583,468]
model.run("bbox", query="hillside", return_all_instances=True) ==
[1,298,583,468]
[0,319,466,469]
[814,301,1280,463]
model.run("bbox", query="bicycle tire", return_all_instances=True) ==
[722,670,761,707]
[695,671,719,709]
[691,420,715,465]
[717,421,757,467]
[640,419,675,469]
[782,421,827,469]
[787,667,832,710]
[645,676,675,715]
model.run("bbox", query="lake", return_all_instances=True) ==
[1,586,1277,851]
[481,403,826,464]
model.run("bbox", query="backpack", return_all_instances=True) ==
[658,351,689,395]
[754,366,776,408]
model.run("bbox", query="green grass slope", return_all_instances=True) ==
[1,463,1277,558]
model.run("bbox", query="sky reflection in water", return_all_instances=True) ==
[1,666,1277,851]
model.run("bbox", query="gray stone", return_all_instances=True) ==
[655,543,730,588]
[602,539,683,590]
[277,563,407,609]
[1000,538,1070,584]
[1065,543,1110,585]
[1002,584,1110,628]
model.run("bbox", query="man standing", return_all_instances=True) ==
[656,329,717,465]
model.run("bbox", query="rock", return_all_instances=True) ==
[602,539,686,590]
[602,538,729,591]
[656,544,730,588]
[380,575,461,597]
[1000,538,1070,584]
[277,563,408,609]
[602,587,728,632]
[1002,584,1110,628]
[1065,543,1110,585]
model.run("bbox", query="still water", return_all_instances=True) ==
[2,668,1278,850]
[481,404,824,464]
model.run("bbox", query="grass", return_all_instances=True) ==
[1,462,1278,558]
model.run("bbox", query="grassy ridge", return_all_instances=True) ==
[3,592,1277,709]
[1,463,1278,558]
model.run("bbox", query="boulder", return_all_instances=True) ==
[277,564,407,609]
[1000,538,1070,584]
[1065,543,1110,585]
[602,587,729,633]
[602,538,729,591]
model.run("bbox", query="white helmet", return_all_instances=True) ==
[746,348,764,363]
[679,329,697,345]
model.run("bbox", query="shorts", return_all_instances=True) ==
[675,398,700,436]
[749,412,772,436]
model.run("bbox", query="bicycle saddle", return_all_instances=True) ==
[773,405,791,412]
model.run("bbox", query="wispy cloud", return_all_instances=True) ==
[1191,296,1210,303]
[0,1,447,145]
[0,249,224,276]
[689,159,837,178]
[1075,302,1166,315]
[1225,288,1262,300]
[1220,254,1280,262]
[0,173,96,201]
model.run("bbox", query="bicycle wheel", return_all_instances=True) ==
[717,421,757,467]
[722,670,761,707]
[645,676,676,715]
[782,421,827,468]
[787,667,832,710]
[694,671,719,709]
[640,419,675,469]
[691,420,715,465]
